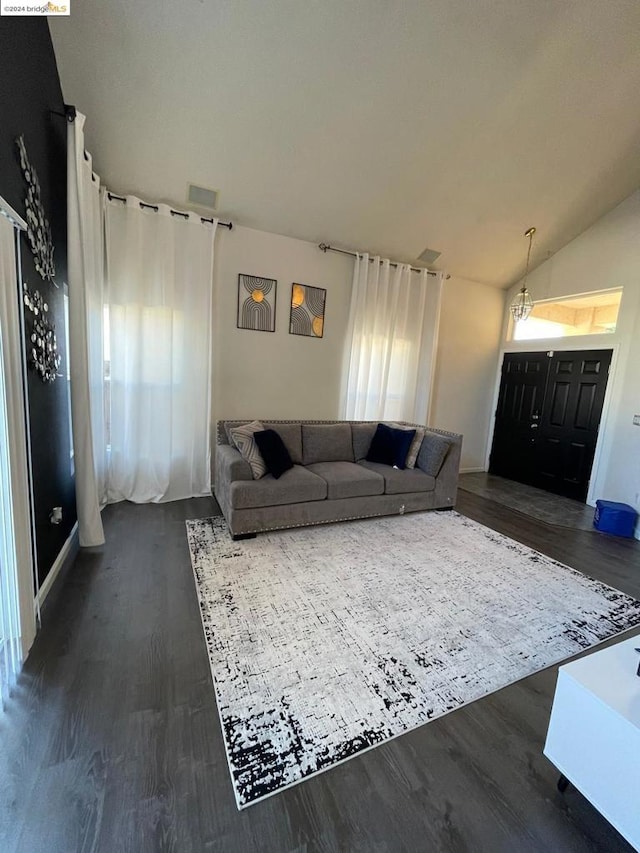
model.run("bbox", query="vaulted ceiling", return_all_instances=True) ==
[50,0,640,287]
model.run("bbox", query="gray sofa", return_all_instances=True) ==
[214,419,462,538]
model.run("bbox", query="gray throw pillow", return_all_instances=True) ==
[229,420,267,479]
[417,431,451,477]
[389,422,425,469]
[224,421,247,447]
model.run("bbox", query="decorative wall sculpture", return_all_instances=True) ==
[289,283,326,338]
[237,274,277,332]
[23,283,61,383]
[16,134,56,280]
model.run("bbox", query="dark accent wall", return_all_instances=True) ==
[0,20,76,584]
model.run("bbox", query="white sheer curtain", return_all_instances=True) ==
[0,210,36,705]
[0,328,22,706]
[342,253,443,424]
[67,112,106,546]
[104,196,217,503]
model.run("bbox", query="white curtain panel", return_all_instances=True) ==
[105,197,217,503]
[0,213,36,699]
[342,254,443,424]
[0,326,22,707]
[67,112,106,546]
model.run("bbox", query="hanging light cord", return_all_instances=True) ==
[521,226,535,291]
[510,227,536,322]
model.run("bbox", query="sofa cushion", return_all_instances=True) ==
[302,423,354,464]
[417,431,451,477]
[223,420,256,447]
[389,423,426,469]
[306,461,384,500]
[222,421,303,465]
[358,460,436,495]
[230,465,327,510]
[229,420,267,479]
[263,422,303,465]
[366,423,416,469]
[352,422,377,461]
[254,429,294,479]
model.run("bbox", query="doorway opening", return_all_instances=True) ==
[489,349,612,503]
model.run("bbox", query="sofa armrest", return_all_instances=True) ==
[432,433,462,507]
[214,444,253,525]
[215,444,253,484]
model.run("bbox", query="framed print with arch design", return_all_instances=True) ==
[290,283,326,338]
[237,274,277,332]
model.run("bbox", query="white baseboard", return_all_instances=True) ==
[459,467,486,474]
[35,521,79,611]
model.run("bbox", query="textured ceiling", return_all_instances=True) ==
[50,0,640,287]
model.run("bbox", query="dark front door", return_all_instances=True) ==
[489,352,550,486]
[535,350,612,501]
[489,349,612,502]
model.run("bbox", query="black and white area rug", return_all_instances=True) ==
[185,512,640,809]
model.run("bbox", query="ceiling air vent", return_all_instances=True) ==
[187,183,219,210]
[417,246,441,265]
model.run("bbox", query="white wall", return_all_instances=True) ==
[431,277,505,471]
[501,190,640,529]
[212,225,353,422]
[212,227,504,473]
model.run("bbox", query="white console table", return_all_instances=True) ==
[544,633,640,851]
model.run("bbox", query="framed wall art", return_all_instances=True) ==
[289,283,326,338]
[237,274,277,332]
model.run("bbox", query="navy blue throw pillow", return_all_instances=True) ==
[366,423,416,469]
[254,429,294,479]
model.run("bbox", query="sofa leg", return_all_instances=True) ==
[232,532,257,541]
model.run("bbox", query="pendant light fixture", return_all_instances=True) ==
[510,227,536,322]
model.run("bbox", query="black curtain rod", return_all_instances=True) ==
[319,243,449,278]
[60,105,232,230]
[107,192,233,229]
[49,105,76,122]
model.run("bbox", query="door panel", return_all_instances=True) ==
[535,350,612,501]
[575,383,596,430]
[555,358,574,375]
[489,352,549,485]
[565,441,588,484]
[537,436,561,480]
[489,349,612,502]
[549,381,570,425]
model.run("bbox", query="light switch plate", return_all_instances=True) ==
[633,414,640,426]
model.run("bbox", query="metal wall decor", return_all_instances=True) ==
[16,135,56,281]
[237,274,277,332]
[23,283,61,383]
[289,283,326,338]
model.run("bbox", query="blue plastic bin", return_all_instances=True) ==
[593,500,638,538]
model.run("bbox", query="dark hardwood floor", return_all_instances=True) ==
[1,492,639,853]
